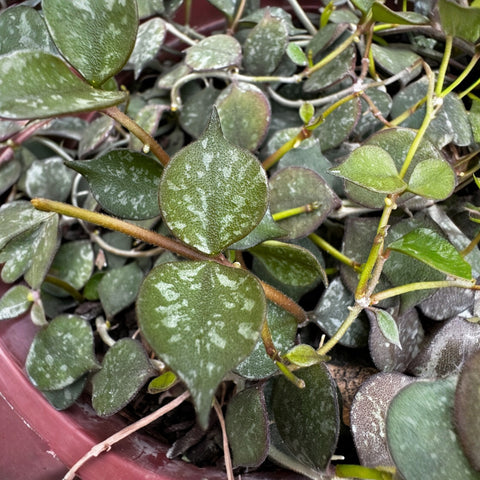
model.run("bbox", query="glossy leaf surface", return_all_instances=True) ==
[159,109,268,255]
[0,285,32,320]
[137,261,266,428]
[0,51,127,120]
[66,150,163,220]
[272,364,339,472]
[26,315,99,390]
[92,338,154,416]
[43,0,138,86]
[387,377,479,480]
[226,387,269,468]
[387,227,472,280]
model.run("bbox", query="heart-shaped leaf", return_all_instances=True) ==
[243,11,288,75]
[407,158,455,200]
[454,350,480,470]
[387,377,479,480]
[97,262,144,317]
[249,240,326,287]
[137,261,266,428]
[387,227,472,280]
[329,145,407,194]
[159,109,268,255]
[185,34,241,71]
[66,150,163,220]
[78,115,115,158]
[438,0,480,42]
[92,338,155,416]
[26,314,99,390]
[226,387,269,468]
[271,364,340,472]
[0,285,32,321]
[216,82,271,151]
[43,0,138,86]
[371,308,401,349]
[0,51,128,120]
[0,5,57,56]
[42,375,88,410]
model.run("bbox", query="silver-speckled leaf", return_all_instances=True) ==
[0,285,32,321]
[43,0,138,86]
[0,51,128,120]
[137,261,266,428]
[26,314,99,390]
[159,109,268,255]
[185,35,241,71]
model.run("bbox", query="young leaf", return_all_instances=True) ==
[387,377,479,480]
[43,0,138,86]
[329,145,407,194]
[26,315,99,391]
[137,261,266,429]
[185,34,241,71]
[287,43,308,66]
[249,240,326,287]
[387,227,472,280]
[159,108,268,255]
[371,309,402,349]
[92,339,155,416]
[406,158,456,200]
[148,371,178,394]
[0,285,32,321]
[66,150,163,220]
[284,344,328,367]
[0,51,127,120]
[226,387,269,468]
[271,364,340,472]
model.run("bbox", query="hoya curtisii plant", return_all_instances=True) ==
[1,0,480,479]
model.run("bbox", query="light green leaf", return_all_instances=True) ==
[286,43,308,66]
[0,5,57,55]
[329,145,407,194]
[0,51,127,120]
[284,344,328,367]
[373,309,401,349]
[43,0,138,86]
[226,387,269,468]
[137,261,266,428]
[97,262,144,317]
[387,227,472,280]
[66,150,163,220]
[407,158,455,200]
[159,109,268,255]
[92,339,154,416]
[185,34,241,71]
[0,285,32,320]
[148,371,178,394]
[26,314,99,390]
[438,0,480,43]
[249,240,326,287]
[387,377,479,480]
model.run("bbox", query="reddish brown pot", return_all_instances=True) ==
[0,2,318,478]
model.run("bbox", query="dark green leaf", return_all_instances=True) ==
[130,104,168,152]
[137,261,266,428]
[407,158,455,200]
[159,109,268,255]
[216,82,271,151]
[0,5,57,55]
[92,339,155,416]
[66,150,163,220]
[26,314,99,390]
[387,227,472,280]
[43,0,138,86]
[329,145,407,194]
[372,308,401,349]
[387,377,479,480]
[249,240,326,287]
[78,115,115,158]
[0,157,22,196]
[42,375,87,410]
[226,387,269,468]
[0,51,128,120]
[243,12,288,75]
[438,0,480,42]
[371,2,429,24]
[206,0,237,18]
[0,285,32,320]
[185,35,241,71]
[272,364,340,472]
[351,0,375,14]
[98,262,144,317]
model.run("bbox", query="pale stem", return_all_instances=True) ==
[63,391,191,480]
[213,400,234,480]
[95,316,115,347]
[287,0,317,35]
[164,21,198,46]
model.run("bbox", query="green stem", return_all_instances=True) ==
[272,202,320,221]
[398,62,435,179]
[440,52,480,98]
[435,35,453,96]
[336,464,392,480]
[262,127,311,170]
[309,233,362,273]
[371,279,477,304]
[307,93,358,131]
[461,229,480,257]
[459,77,480,99]
[45,275,84,302]
[102,106,170,167]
